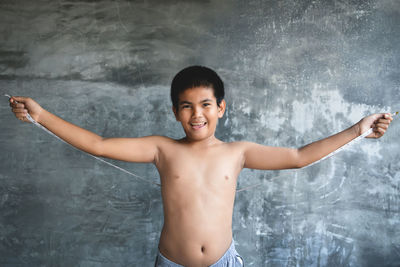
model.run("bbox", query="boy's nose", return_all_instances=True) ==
[192,107,202,117]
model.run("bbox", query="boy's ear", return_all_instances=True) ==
[172,106,180,121]
[218,99,226,118]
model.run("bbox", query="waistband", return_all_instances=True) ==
[209,240,237,266]
[156,240,238,267]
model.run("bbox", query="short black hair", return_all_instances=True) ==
[170,65,225,109]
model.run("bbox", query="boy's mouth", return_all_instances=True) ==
[190,122,207,129]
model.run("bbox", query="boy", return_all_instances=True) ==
[9,66,393,267]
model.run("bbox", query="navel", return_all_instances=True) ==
[201,246,205,253]
[225,175,229,180]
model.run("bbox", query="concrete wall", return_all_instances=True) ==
[1,0,399,266]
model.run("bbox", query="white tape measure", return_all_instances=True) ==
[307,111,398,169]
[5,94,161,187]
[5,94,397,192]
[236,111,398,192]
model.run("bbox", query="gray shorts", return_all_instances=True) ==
[154,240,244,267]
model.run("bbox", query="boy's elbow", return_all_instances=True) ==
[92,137,105,157]
[293,148,318,169]
[292,148,306,169]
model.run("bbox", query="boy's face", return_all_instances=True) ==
[173,86,226,142]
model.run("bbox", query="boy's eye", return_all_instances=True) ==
[203,103,211,107]
[182,105,191,109]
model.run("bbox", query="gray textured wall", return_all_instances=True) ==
[0,0,399,266]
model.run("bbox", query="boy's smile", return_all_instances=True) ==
[173,86,226,144]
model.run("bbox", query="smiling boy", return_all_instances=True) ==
[9,66,393,266]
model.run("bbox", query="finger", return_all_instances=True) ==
[378,119,392,123]
[375,123,389,129]
[12,108,28,114]
[14,113,26,121]
[9,98,16,107]
[374,126,386,135]
[10,103,25,109]
[374,119,392,127]
[9,100,19,107]
[375,126,388,133]
[10,96,27,108]
[9,97,18,104]
[375,120,390,127]
[11,96,26,103]
[383,113,393,121]
[15,108,28,118]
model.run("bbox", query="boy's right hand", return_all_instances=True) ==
[9,96,43,123]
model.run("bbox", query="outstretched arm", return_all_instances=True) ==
[242,113,393,170]
[9,96,161,163]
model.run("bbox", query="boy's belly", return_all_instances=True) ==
[158,216,233,266]
[158,222,233,266]
[158,179,236,266]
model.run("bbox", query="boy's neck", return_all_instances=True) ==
[180,135,222,148]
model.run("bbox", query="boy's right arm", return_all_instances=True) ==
[9,96,160,163]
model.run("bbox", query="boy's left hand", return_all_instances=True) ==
[357,113,394,138]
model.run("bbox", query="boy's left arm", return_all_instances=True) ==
[242,113,393,170]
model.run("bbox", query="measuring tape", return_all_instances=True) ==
[5,94,161,187]
[5,94,398,192]
[236,111,398,192]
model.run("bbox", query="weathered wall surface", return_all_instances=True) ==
[0,0,399,266]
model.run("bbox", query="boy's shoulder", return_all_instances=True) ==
[145,135,176,144]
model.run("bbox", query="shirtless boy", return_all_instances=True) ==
[9,66,393,267]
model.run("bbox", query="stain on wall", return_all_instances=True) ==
[0,0,399,266]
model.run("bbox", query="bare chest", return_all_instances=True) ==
[156,143,244,187]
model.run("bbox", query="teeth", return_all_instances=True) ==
[191,122,205,126]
